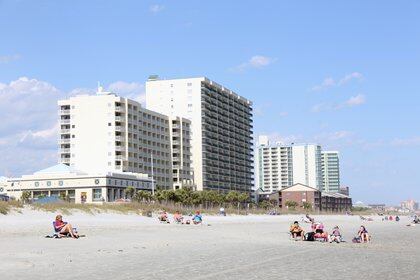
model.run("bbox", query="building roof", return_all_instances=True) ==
[280,183,320,192]
[322,192,350,199]
[34,164,86,175]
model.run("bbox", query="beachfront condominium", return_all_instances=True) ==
[58,87,193,190]
[321,151,340,193]
[146,76,253,193]
[291,143,323,190]
[255,136,324,192]
[255,136,293,193]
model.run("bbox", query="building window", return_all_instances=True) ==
[35,182,39,187]
[108,123,112,126]
[59,181,64,186]
[94,179,100,185]
[187,83,192,86]
[93,189,102,201]
[47,181,51,186]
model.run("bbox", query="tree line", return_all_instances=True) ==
[125,187,250,209]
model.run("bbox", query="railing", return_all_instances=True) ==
[60,129,70,134]
[59,139,71,144]
[60,119,70,124]
[60,110,70,115]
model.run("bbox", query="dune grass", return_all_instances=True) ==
[29,202,270,216]
[0,201,23,215]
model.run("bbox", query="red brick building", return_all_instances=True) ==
[279,184,321,210]
[279,183,352,212]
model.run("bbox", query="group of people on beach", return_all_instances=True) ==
[382,215,400,222]
[158,210,203,225]
[290,215,370,243]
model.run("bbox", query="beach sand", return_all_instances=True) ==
[1,209,419,280]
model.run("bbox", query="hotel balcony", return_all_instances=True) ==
[60,148,71,153]
[59,139,71,144]
[60,129,70,134]
[61,158,70,164]
[60,119,71,124]
[60,109,70,115]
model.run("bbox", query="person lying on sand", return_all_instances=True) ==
[306,214,314,223]
[329,226,342,243]
[173,211,184,224]
[192,211,203,225]
[290,221,305,240]
[54,214,79,239]
[357,225,370,243]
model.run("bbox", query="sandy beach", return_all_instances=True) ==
[1,209,419,280]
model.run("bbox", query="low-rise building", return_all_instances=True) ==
[279,183,352,212]
[4,164,152,204]
[321,192,352,212]
[279,183,322,211]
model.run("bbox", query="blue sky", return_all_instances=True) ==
[0,0,419,205]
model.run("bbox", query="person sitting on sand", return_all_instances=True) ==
[313,222,328,241]
[357,225,370,243]
[54,214,79,239]
[158,211,169,223]
[192,211,203,225]
[173,211,184,224]
[290,221,305,240]
[329,226,342,243]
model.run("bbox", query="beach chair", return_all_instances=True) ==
[51,221,77,238]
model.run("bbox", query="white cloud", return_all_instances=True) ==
[311,72,363,91]
[391,137,420,147]
[108,81,145,105]
[311,77,335,91]
[231,55,276,72]
[312,94,366,113]
[150,4,165,13]
[338,72,363,85]
[344,94,366,107]
[0,54,21,63]
[263,133,303,145]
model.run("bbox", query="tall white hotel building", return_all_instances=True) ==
[58,87,193,190]
[146,76,253,193]
[321,151,340,192]
[255,136,328,193]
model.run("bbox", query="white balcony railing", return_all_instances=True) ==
[59,139,71,144]
[60,119,70,124]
